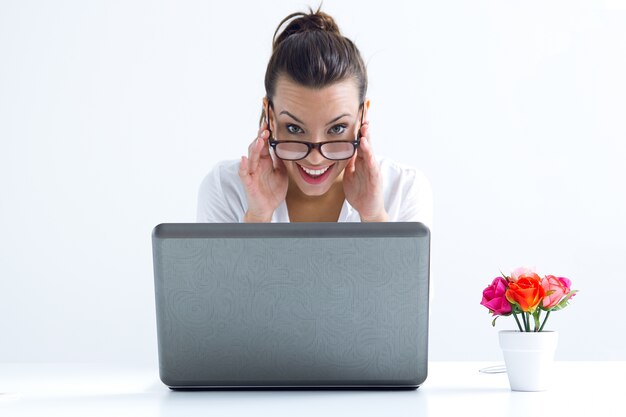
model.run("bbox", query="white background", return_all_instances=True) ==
[1,0,625,364]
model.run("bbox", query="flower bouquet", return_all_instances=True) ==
[480,267,578,391]
[480,266,577,332]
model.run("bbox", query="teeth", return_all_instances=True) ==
[300,165,331,176]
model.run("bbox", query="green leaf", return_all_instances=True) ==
[550,290,578,311]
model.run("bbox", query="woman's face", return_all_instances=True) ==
[267,77,364,197]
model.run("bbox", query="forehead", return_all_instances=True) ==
[272,77,360,115]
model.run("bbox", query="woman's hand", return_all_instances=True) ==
[343,122,388,222]
[239,120,288,222]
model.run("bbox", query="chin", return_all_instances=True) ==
[299,184,333,197]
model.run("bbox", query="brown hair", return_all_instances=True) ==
[263,6,368,116]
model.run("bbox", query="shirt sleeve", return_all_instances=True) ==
[398,168,434,231]
[379,158,433,230]
[196,160,246,223]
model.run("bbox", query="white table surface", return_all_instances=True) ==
[1,362,623,417]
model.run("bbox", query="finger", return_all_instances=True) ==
[342,155,356,195]
[344,153,357,176]
[361,122,370,136]
[249,120,267,153]
[362,135,382,182]
[258,129,271,158]
[239,156,251,184]
[248,130,261,156]
[359,122,369,140]
[248,134,265,174]
[355,135,380,181]
[258,118,267,135]
[356,124,371,157]
[357,132,374,162]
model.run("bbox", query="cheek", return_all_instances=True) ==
[334,160,349,174]
[284,161,298,174]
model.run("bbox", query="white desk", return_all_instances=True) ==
[1,362,623,416]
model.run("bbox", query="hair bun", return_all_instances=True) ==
[298,10,340,34]
[273,8,341,50]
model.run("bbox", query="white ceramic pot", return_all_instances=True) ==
[499,330,558,392]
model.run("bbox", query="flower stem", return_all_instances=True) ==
[534,310,541,332]
[523,312,530,332]
[539,310,551,332]
[513,312,523,332]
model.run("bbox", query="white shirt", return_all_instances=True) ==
[196,157,433,228]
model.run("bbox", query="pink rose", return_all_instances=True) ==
[541,275,570,309]
[481,277,512,315]
[510,266,535,282]
[559,277,572,291]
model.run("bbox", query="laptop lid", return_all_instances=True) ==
[152,222,430,389]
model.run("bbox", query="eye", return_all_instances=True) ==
[329,124,347,135]
[286,124,303,134]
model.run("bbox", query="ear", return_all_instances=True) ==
[363,98,371,123]
[262,97,270,127]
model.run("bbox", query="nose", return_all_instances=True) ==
[305,144,326,164]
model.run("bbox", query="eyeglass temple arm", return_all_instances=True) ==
[357,102,366,140]
[265,99,273,138]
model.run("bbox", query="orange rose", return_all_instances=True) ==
[505,273,546,313]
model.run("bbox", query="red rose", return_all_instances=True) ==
[505,273,546,313]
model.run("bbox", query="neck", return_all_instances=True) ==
[285,179,345,222]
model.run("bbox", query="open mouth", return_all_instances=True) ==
[297,163,334,184]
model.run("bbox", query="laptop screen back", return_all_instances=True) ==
[152,222,430,388]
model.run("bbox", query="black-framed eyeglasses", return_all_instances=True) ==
[266,100,364,161]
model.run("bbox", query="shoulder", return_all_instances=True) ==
[198,159,245,201]
[200,159,242,188]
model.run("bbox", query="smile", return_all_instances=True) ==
[299,164,331,176]
[296,163,334,184]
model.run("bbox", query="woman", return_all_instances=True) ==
[197,7,432,227]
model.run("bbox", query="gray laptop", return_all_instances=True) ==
[151,222,430,389]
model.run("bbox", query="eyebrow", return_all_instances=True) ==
[279,110,304,124]
[326,113,351,126]
[278,110,352,126]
